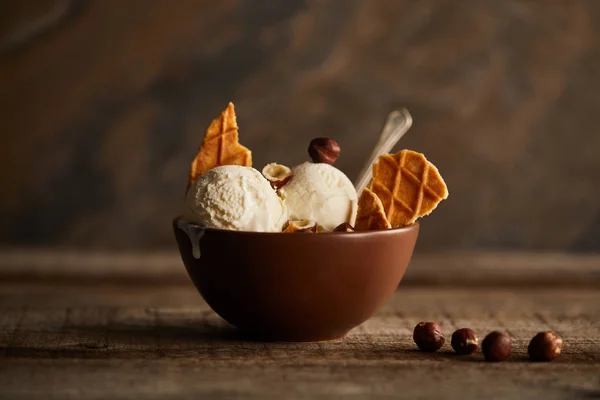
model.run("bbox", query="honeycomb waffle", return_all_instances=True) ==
[355,188,392,231]
[187,102,252,190]
[370,150,448,227]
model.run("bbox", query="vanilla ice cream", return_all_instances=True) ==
[184,165,288,232]
[278,162,357,231]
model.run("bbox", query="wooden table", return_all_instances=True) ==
[1,251,599,399]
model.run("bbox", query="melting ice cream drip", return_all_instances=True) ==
[177,221,205,259]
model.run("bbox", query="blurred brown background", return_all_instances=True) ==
[1,0,599,252]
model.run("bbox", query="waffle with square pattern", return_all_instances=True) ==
[370,150,448,227]
[355,188,392,231]
[187,102,252,190]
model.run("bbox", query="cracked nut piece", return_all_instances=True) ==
[413,322,445,352]
[283,220,317,233]
[262,163,293,189]
[482,331,511,362]
[528,331,563,362]
[451,328,479,355]
[308,138,340,164]
[333,222,355,232]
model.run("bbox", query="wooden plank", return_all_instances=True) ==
[1,284,599,399]
[0,284,600,399]
[2,308,66,357]
[0,286,598,361]
[1,355,599,399]
[56,307,114,357]
[0,250,599,286]
[0,306,26,353]
[0,248,187,283]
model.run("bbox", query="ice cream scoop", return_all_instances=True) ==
[278,162,358,231]
[184,165,287,232]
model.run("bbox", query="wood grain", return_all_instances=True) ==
[1,249,599,287]
[1,1,600,251]
[0,283,599,399]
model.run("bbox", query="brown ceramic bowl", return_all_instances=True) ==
[173,217,419,341]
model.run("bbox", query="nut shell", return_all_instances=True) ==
[413,322,445,352]
[308,138,340,164]
[333,222,355,233]
[262,163,293,189]
[528,331,563,361]
[283,220,317,233]
[482,331,511,361]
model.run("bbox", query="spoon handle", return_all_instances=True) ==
[354,108,413,194]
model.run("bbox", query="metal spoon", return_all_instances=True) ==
[354,108,413,194]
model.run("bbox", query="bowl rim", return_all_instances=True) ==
[173,216,419,238]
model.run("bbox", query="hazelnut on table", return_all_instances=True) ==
[451,328,479,355]
[413,322,445,352]
[482,331,511,362]
[528,331,563,362]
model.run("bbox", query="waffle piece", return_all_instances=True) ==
[370,150,448,227]
[187,102,252,190]
[355,188,392,231]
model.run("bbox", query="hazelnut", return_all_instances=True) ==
[451,328,479,355]
[262,163,293,189]
[333,222,355,232]
[482,331,511,361]
[413,322,445,352]
[308,138,340,164]
[283,220,317,233]
[528,331,563,362]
